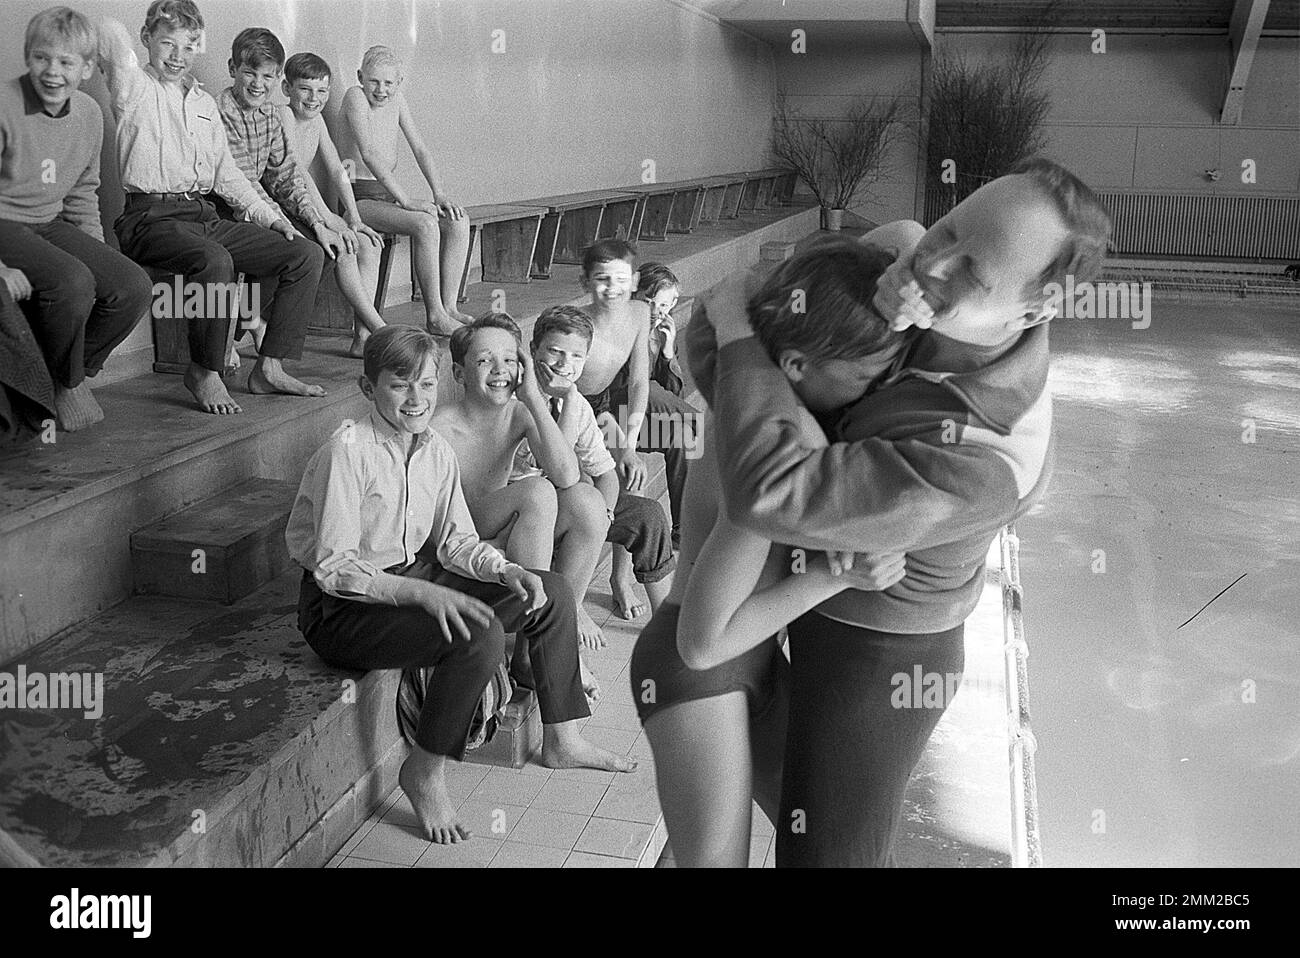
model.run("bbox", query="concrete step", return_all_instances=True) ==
[131,478,299,604]
[0,569,403,868]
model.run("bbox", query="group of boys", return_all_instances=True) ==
[286,241,699,842]
[1,0,470,434]
[4,0,704,845]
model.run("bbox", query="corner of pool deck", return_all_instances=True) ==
[0,198,1019,868]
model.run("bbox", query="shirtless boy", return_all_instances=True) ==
[279,52,387,357]
[574,239,676,620]
[430,313,601,697]
[335,45,471,337]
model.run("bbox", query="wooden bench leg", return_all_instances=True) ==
[480,218,542,285]
[638,193,674,242]
[755,178,773,210]
[739,179,761,214]
[458,224,479,304]
[666,188,702,234]
[375,236,395,313]
[556,205,605,264]
[532,212,562,279]
[722,183,744,218]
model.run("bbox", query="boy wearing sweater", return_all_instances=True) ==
[0,6,151,431]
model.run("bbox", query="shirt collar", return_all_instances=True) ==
[219,85,274,117]
[365,408,434,450]
[143,63,200,95]
[18,74,72,118]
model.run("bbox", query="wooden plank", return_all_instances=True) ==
[479,213,543,284]
[554,204,606,265]
[637,192,677,242]
[517,189,641,212]
[597,197,642,245]
[531,212,563,279]
[722,182,745,218]
[699,184,729,223]
[738,178,762,214]
[1221,0,1269,125]
[666,186,706,233]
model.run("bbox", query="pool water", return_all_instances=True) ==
[1018,300,1300,867]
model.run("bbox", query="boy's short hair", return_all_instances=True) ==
[450,313,522,366]
[635,262,680,300]
[746,237,895,366]
[582,239,637,276]
[24,6,97,61]
[285,52,331,84]
[531,305,594,352]
[143,0,204,36]
[360,45,402,77]
[1011,157,1112,296]
[362,325,439,383]
[231,27,285,70]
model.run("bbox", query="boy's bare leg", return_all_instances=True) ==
[399,745,471,843]
[184,362,242,415]
[354,200,467,337]
[610,545,646,620]
[644,573,673,617]
[438,215,473,324]
[469,477,557,569]
[352,235,384,355]
[554,483,611,650]
[541,719,637,773]
[644,692,753,865]
[331,250,386,358]
[247,356,327,397]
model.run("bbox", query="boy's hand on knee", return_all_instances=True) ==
[433,195,467,220]
[420,584,495,642]
[618,448,647,493]
[0,266,33,301]
[313,223,346,260]
[270,219,299,243]
[501,565,547,614]
[351,219,384,247]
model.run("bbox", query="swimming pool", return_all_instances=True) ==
[1018,299,1300,867]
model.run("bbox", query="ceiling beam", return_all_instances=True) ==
[1221,0,1270,125]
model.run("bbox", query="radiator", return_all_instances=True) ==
[1098,192,1300,261]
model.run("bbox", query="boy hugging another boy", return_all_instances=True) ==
[97,1,324,416]
[429,313,605,692]
[515,306,676,650]
[576,240,694,620]
[279,52,387,358]
[0,6,151,431]
[287,325,634,842]
[335,45,471,338]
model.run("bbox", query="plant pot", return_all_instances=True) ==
[821,207,845,231]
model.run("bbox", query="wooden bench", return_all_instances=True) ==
[409,204,545,305]
[625,179,713,242]
[515,189,642,279]
[698,174,748,224]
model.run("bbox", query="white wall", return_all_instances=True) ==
[937,31,1300,196]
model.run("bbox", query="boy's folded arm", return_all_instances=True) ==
[520,405,580,490]
[714,338,964,554]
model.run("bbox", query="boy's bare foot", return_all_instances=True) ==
[610,573,646,620]
[425,310,471,338]
[540,737,637,773]
[577,606,607,650]
[184,364,242,415]
[247,358,327,397]
[53,382,104,432]
[399,755,471,844]
[579,654,601,706]
[349,322,378,359]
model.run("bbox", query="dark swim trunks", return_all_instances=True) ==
[629,601,785,725]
